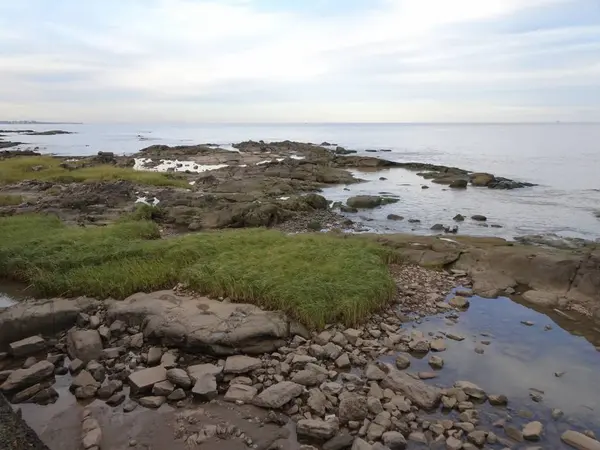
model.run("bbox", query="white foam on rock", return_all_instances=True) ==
[134,158,227,173]
[136,196,160,206]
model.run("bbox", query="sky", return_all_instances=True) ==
[1,0,600,123]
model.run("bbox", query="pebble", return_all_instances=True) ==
[447,333,465,342]
[428,356,444,369]
[521,321,535,327]
[474,347,485,354]
[522,421,543,441]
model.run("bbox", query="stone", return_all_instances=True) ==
[67,330,103,364]
[0,361,55,393]
[166,368,192,389]
[314,331,333,345]
[69,358,84,374]
[324,433,354,450]
[86,360,106,382]
[89,315,101,330]
[12,383,44,403]
[297,419,339,441]
[307,388,327,415]
[139,396,166,409]
[127,366,167,392]
[71,370,99,391]
[467,431,486,447]
[471,215,487,222]
[505,426,524,442]
[147,347,163,366]
[46,353,66,367]
[192,375,217,401]
[367,422,387,441]
[30,386,58,405]
[107,291,291,355]
[82,427,102,449]
[418,372,438,379]
[75,385,98,399]
[552,408,564,420]
[523,422,543,441]
[152,380,175,396]
[292,369,325,386]
[109,319,127,334]
[442,396,457,409]
[395,354,411,370]
[123,400,138,412]
[23,357,37,369]
[474,347,485,354]
[409,339,430,353]
[323,342,342,360]
[9,336,46,357]
[449,297,470,308]
[168,388,186,401]
[382,431,407,450]
[335,353,351,369]
[365,364,386,381]
[368,397,383,414]
[347,195,398,209]
[224,384,257,403]
[409,432,427,444]
[224,355,262,374]
[160,351,178,368]
[429,356,444,369]
[98,325,111,342]
[351,438,373,450]
[561,430,600,450]
[343,329,362,345]
[253,381,303,409]
[130,333,144,348]
[488,395,507,406]
[322,382,343,396]
[100,347,124,360]
[339,393,368,423]
[430,339,446,352]
[0,370,12,383]
[454,381,486,400]
[447,333,465,341]
[97,380,123,399]
[446,436,463,450]
[381,365,442,409]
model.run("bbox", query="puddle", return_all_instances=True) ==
[0,281,30,308]
[386,295,600,441]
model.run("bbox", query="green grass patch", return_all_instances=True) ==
[0,194,23,206]
[0,156,188,187]
[0,215,397,328]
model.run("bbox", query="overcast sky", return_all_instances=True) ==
[1,0,599,123]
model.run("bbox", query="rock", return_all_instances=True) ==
[107,291,291,355]
[30,387,58,405]
[147,347,163,366]
[408,339,430,353]
[97,380,123,399]
[152,380,175,396]
[166,368,192,389]
[453,214,465,222]
[127,366,167,393]
[89,316,101,330]
[449,180,468,189]
[429,356,444,369]
[292,369,326,386]
[365,364,386,381]
[523,422,543,441]
[71,370,100,391]
[123,400,138,412]
[446,436,463,450]
[160,351,178,368]
[67,330,103,364]
[253,381,303,409]
[454,381,486,400]
[387,215,404,221]
[382,431,407,450]
[322,382,343,396]
[335,353,351,369]
[46,353,66,367]
[224,355,262,374]
[324,433,354,450]
[488,395,507,406]
[307,388,327,415]
[168,388,186,401]
[82,427,102,449]
[224,384,257,403]
[505,426,524,442]
[381,365,442,409]
[0,370,12,383]
[449,297,470,308]
[69,358,84,374]
[297,419,339,441]
[442,396,457,409]
[368,397,383,414]
[431,224,445,231]
[367,422,387,441]
[346,196,398,209]
[522,290,559,306]
[12,383,44,404]
[101,347,124,360]
[409,432,427,444]
[86,361,106,382]
[9,336,46,357]
[352,438,373,450]
[139,396,166,409]
[430,339,446,352]
[552,408,564,420]
[474,347,485,354]
[471,215,487,222]
[395,354,411,370]
[0,361,55,393]
[470,173,495,187]
[339,394,369,423]
[22,357,37,369]
[98,325,111,342]
[343,329,362,344]
[467,431,486,447]
[192,375,217,401]
[561,430,600,450]
[323,342,342,360]
[446,333,465,342]
[418,372,438,379]
[75,385,98,400]
[130,333,144,348]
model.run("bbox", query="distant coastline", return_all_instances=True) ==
[0,120,82,125]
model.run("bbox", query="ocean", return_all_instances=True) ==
[4,122,600,241]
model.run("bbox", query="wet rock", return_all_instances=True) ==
[521,320,535,326]
[346,196,399,209]
[139,396,166,409]
[168,388,186,401]
[324,433,354,450]
[561,430,600,450]
[9,336,46,357]
[431,224,445,231]
[152,380,175,396]
[453,214,465,222]
[365,364,386,381]
[446,333,465,342]
[224,355,262,374]
[504,426,524,442]
[297,419,339,441]
[22,357,37,369]
[429,356,444,369]
[474,347,485,354]
[471,215,487,222]
[395,354,411,370]
[46,353,66,367]
[449,180,468,189]
[449,297,470,308]
[0,361,55,393]
[552,409,564,420]
[381,365,442,409]
[166,368,192,389]
[467,431,486,447]
[69,358,84,374]
[442,396,457,409]
[30,387,58,405]
[147,347,163,366]
[409,432,427,444]
[12,383,44,404]
[224,384,257,403]
[82,426,102,449]
[387,214,404,221]
[75,385,98,400]
[123,400,138,412]
[86,361,106,382]
[67,330,103,364]
[454,381,486,400]
[446,436,463,450]
[430,339,446,352]
[127,366,167,393]
[408,339,430,353]
[253,381,303,409]
[339,394,369,423]
[523,421,543,441]
[71,370,99,392]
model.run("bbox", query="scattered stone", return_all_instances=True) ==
[139,396,166,409]
[408,339,430,353]
[449,297,470,308]
[474,347,485,354]
[130,333,144,348]
[324,433,354,450]
[368,397,384,415]
[69,358,85,374]
[429,356,444,369]
[22,357,37,369]
[0,361,55,393]
[343,329,362,345]
[454,381,486,400]
[67,330,103,363]
[387,215,404,221]
[75,385,98,400]
[168,388,186,401]
[471,215,487,222]
[488,395,508,406]
[166,368,192,389]
[89,315,101,329]
[97,380,123,399]
[505,426,524,442]
[446,436,463,450]
[561,430,600,450]
[147,347,163,366]
[395,354,411,370]
[339,394,369,423]
[297,419,339,441]
[86,360,106,382]
[71,370,99,392]
[521,321,535,327]
[253,381,303,409]
[409,431,427,444]
[365,364,386,381]
[555,371,566,378]
[446,333,465,342]
[523,421,543,441]
[224,355,262,374]
[335,353,351,369]
[152,380,175,396]
[160,351,178,368]
[430,339,446,352]
[12,383,44,403]
[224,384,257,403]
[552,408,564,420]
[9,336,46,357]
[101,347,124,360]
[128,366,167,392]
[442,396,457,409]
[381,365,442,409]
[467,431,487,447]
[123,400,138,412]
[351,438,373,450]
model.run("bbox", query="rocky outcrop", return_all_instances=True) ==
[347,196,399,209]
[106,291,293,355]
[0,297,99,350]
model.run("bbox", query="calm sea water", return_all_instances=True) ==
[4,122,600,240]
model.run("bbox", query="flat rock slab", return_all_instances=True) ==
[106,291,291,355]
[381,365,442,409]
[224,355,262,374]
[0,361,55,393]
[561,430,600,450]
[224,384,258,403]
[128,366,167,392]
[0,297,98,350]
[9,336,46,357]
[253,381,303,409]
[67,330,103,364]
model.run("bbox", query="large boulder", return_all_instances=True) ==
[380,365,442,409]
[346,196,399,209]
[67,330,103,364]
[470,173,495,187]
[106,291,291,356]
[0,297,98,351]
[0,361,55,393]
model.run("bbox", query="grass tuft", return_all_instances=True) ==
[0,156,188,187]
[0,215,397,328]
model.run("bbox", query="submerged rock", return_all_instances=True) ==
[381,365,442,409]
[346,196,399,209]
[561,430,600,450]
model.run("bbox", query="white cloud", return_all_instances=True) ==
[0,0,598,121]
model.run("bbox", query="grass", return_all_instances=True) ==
[0,214,397,328]
[0,194,23,206]
[0,156,188,187]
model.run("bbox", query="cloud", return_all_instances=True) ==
[0,0,599,122]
